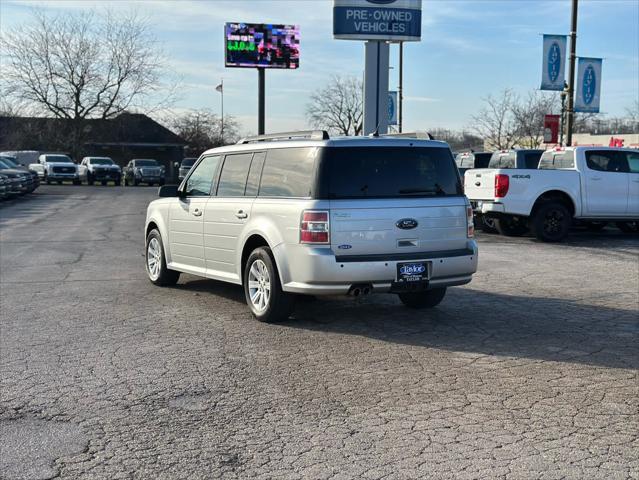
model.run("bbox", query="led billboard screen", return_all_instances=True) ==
[225,23,300,69]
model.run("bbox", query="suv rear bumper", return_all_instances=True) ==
[275,240,478,295]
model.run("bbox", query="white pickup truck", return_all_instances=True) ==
[465,146,639,241]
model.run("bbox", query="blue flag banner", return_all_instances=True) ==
[575,57,603,113]
[388,91,398,125]
[541,34,567,91]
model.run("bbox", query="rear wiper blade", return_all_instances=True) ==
[398,188,440,195]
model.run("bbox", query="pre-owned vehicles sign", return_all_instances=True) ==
[333,0,422,41]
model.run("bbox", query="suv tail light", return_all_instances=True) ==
[300,210,330,244]
[467,206,474,238]
[494,174,509,198]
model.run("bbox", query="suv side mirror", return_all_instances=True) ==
[158,185,179,197]
[174,162,179,168]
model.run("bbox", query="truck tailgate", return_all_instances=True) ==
[464,169,497,201]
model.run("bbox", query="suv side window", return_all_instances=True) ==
[185,155,221,196]
[217,153,253,197]
[245,152,265,197]
[259,147,317,198]
[586,151,629,173]
[625,151,639,173]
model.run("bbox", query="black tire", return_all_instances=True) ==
[398,287,447,309]
[134,179,139,186]
[145,229,180,286]
[531,202,571,242]
[73,179,81,186]
[114,177,121,186]
[243,247,295,323]
[46,178,51,185]
[123,177,128,186]
[494,216,528,236]
[616,221,639,233]
[87,173,94,185]
[586,221,607,232]
[159,180,165,186]
[101,180,107,186]
[478,215,498,233]
[57,180,62,185]
[148,182,154,187]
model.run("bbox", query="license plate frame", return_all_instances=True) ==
[396,261,429,283]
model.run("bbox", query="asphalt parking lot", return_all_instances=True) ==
[1,185,638,480]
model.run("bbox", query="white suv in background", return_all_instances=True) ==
[144,131,478,322]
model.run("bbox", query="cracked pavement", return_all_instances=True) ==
[1,185,638,479]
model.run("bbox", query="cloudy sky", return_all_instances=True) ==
[1,0,637,135]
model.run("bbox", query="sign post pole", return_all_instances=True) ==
[566,0,579,146]
[258,68,265,135]
[364,41,390,135]
[398,41,403,133]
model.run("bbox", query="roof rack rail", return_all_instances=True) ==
[381,132,435,140]
[236,130,329,144]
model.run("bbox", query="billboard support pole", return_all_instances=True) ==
[398,42,403,133]
[566,0,578,146]
[258,68,265,135]
[363,41,390,136]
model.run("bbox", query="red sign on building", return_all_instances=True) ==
[543,114,560,144]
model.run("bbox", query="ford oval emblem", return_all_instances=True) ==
[396,218,418,230]
[582,64,596,105]
[338,244,352,250]
[547,42,561,83]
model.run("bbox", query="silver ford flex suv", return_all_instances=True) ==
[144,131,478,322]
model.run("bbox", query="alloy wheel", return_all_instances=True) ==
[147,237,162,280]
[248,259,271,312]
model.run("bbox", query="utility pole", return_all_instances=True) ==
[565,0,578,146]
[398,42,404,133]
[258,68,265,135]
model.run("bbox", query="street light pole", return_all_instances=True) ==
[560,82,568,146]
[565,0,578,146]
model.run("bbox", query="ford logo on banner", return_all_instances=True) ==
[396,218,418,229]
[583,64,596,105]
[548,42,561,83]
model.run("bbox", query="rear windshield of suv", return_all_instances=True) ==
[323,147,462,199]
[488,152,516,169]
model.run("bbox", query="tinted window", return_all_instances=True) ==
[474,153,492,168]
[324,147,462,198]
[0,156,18,167]
[90,158,114,165]
[45,155,73,163]
[259,147,317,197]
[217,153,253,196]
[245,152,265,197]
[586,151,629,173]
[134,160,158,167]
[539,151,575,170]
[626,151,639,173]
[185,155,221,196]
[181,158,197,167]
[524,152,542,169]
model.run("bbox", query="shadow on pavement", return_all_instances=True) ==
[178,278,638,370]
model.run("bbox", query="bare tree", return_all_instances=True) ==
[470,89,520,150]
[306,75,363,136]
[429,128,483,152]
[170,109,240,154]
[511,90,559,148]
[1,9,176,155]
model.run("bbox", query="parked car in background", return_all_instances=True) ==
[0,155,39,192]
[29,154,80,185]
[123,159,165,186]
[178,157,197,181]
[144,131,478,323]
[79,157,121,185]
[0,150,40,168]
[487,149,544,170]
[0,174,9,200]
[465,146,639,241]
[0,161,32,196]
[455,152,492,177]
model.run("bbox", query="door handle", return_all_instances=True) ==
[193,208,202,217]
[591,177,602,181]
[235,210,248,219]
